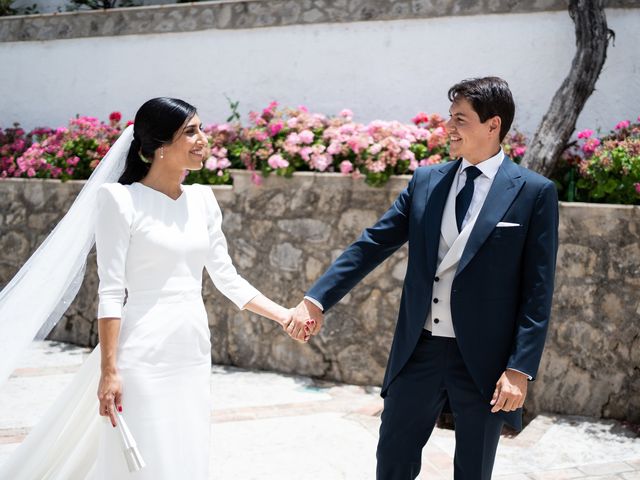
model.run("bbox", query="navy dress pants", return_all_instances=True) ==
[376,330,504,480]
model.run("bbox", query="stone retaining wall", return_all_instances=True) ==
[2,0,636,43]
[0,174,638,422]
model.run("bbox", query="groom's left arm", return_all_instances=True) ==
[507,180,560,379]
[491,180,559,413]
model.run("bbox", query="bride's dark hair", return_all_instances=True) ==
[118,97,197,185]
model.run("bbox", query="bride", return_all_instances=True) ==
[0,97,313,479]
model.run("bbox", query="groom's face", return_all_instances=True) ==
[446,97,501,164]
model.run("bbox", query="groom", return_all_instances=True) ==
[290,77,559,478]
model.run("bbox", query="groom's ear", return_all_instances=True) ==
[488,115,502,137]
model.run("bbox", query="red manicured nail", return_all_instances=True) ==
[118,406,122,412]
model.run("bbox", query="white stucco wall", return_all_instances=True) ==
[1,8,638,136]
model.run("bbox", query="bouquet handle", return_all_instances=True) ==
[115,407,146,472]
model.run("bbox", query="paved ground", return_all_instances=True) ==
[0,341,638,479]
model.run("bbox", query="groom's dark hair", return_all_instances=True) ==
[448,77,515,142]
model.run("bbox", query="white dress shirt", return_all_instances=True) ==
[456,149,504,229]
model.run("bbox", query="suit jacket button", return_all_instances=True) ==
[434,318,440,324]
[434,276,440,282]
[433,298,439,303]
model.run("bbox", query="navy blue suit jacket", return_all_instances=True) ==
[306,157,559,430]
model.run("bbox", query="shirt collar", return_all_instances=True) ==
[459,148,504,180]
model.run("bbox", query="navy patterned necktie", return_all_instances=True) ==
[455,166,482,232]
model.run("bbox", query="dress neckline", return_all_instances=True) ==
[134,182,185,202]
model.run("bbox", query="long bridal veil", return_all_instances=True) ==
[0,125,132,387]
[0,126,133,479]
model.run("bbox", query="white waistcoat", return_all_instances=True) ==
[425,176,482,337]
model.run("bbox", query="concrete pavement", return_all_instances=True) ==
[0,341,638,479]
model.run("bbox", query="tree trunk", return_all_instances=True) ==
[521,0,611,176]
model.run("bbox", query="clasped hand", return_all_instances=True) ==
[281,299,324,343]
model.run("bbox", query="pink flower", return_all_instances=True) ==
[262,101,278,117]
[635,183,640,195]
[340,109,353,118]
[268,154,289,169]
[268,121,284,137]
[398,139,411,149]
[615,120,630,130]
[582,137,601,154]
[310,153,332,172]
[577,129,593,139]
[255,131,269,142]
[27,167,36,177]
[287,118,299,128]
[109,112,122,123]
[299,146,313,161]
[205,157,218,170]
[327,142,342,155]
[299,130,314,144]
[286,132,300,144]
[298,105,309,113]
[340,160,353,174]
[369,160,387,173]
[411,112,429,125]
[339,124,356,136]
[514,147,526,157]
[217,158,231,170]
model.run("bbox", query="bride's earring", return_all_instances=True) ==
[161,147,164,160]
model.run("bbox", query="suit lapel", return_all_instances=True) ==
[455,158,525,277]
[423,160,460,276]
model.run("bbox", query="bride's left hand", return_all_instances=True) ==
[98,370,122,427]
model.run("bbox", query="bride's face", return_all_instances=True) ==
[162,114,209,171]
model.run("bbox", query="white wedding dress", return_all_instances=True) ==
[0,182,259,479]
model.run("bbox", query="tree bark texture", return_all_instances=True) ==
[521,0,611,177]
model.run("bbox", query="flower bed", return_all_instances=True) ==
[554,119,640,204]
[1,104,638,204]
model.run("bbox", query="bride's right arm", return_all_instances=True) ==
[95,184,132,427]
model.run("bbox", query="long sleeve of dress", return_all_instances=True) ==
[200,185,260,309]
[95,183,132,319]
